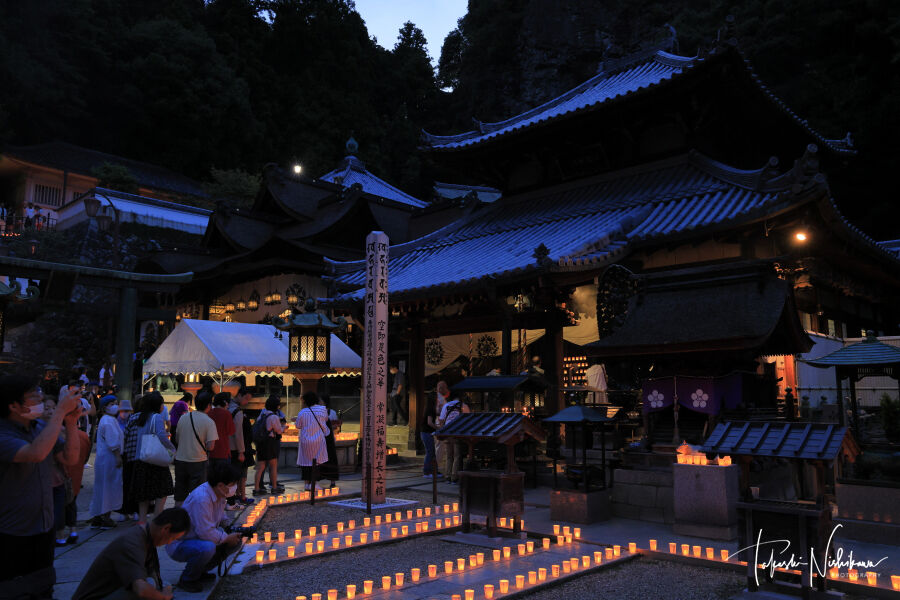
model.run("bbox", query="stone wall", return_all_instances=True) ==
[611,468,674,523]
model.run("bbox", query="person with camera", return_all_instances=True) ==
[72,507,189,600]
[0,376,83,599]
[165,462,245,592]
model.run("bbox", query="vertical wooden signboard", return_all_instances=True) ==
[362,231,389,504]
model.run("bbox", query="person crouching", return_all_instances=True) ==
[165,463,243,592]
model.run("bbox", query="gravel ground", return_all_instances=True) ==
[517,559,745,600]
[215,536,487,600]
[249,489,458,534]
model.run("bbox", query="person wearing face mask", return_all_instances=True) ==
[0,375,82,599]
[165,463,243,593]
[90,395,125,529]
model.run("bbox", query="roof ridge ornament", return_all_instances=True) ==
[791,144,820,186]
[346,134,358,155]
[532,243,552,266]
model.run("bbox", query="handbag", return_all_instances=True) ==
[139,414,175,467]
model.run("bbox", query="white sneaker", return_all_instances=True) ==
[84,463,92,468]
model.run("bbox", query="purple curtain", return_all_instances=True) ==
[676,377,719,415]
[642,377,675,413]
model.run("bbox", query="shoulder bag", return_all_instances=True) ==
[139,414,175,467]
[189,412,209,457]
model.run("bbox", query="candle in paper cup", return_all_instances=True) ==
[574,527,581,539]
[849,569,858,582]
[443,504,450,513]
[562,561,571,574]
[706,547,714,560]
[557,536,564,546]
[435,519,442,529]
[268,549,276,561]
[613,545,621,557]
[515,575,525,589]
[385,514,392,523]
[484,584,494,599]
[866,572,877,586]
[503,546,511,559]
[563,526,571,536]
[721,549,729,561]
[364,517,371,527]
[445,517,452,527]
[649,539,657,551]
[372,531,380,541]
[569,558,579,570]
[891,575,900,590]
[543,537,550,549]
[402,525,409,536]
[499,517,507,528]
[500,579,510,593]
[375,515,381,524]
[582,556,590,568]
[493,549,501,561]
[628,542,636,554]
[520,519,525,530]
[321,525,328,535]
[337,522,344,532]
[346,584,356,599]
[278,532,285,543]
[360,533,368,544]
[518,544,526,556]
[316,540,324,552]
[453,502,459,512]
[288,546,295,558]
[295,529,302,540]
[332,538,340,549]
[428,564,437,577]
[309,527,316,537]
[251,533,258,544]
[327,590,337,600]
[363,581,373,594]
[692,545,701,557]
[406,510,413,519]
[453,515,461,526]
[312,594,321,600]
[477,552,484,565]
[566,534,573,544]
[538,567,547,581]
[528,571,537,584]
[296,596,306,600]
[395,573,404,586]
[465,590,474,600]
[255,550,263,563]
[605,547,613,559]
[670,542,677,554]
[417,508,423,518]
[345,535,353,547]
[305,542,313,554]
[526,541,534,553]
[681,544,690,556]
[593,551,602,564]
[457,558,466,571]
[348,520,355,530]
[415,522,423,533]
[264,532,272,543]
[411,568,420,582]
[552,565,560,577]
[381,576,391,591]
[451,596,460,600]
[553,524,561,535]
[469,555,477,567]
[393,512,400,521]
[445,561,453,574]
[391,528,398,538]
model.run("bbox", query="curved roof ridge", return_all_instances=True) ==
[318,155,426,208]
[422,49,699,145]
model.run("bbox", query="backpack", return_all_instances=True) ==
[251,410,271,445]
[443,401,463,426]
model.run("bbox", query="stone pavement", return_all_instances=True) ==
[52,458,900,599]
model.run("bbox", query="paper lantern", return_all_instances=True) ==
[295,530,302,541]
[278,532,285,543]
[381,576,391,591]
[721,549,729,561]
[321,525,328,535]
[593,551,602,564]
[562,561,571,574]
[605,547,613,559]
[345,535,353,547]
[428,564,437,578]
[465,590,474,600]
[669,542,677,554]
[649,539,657,551]
[566,534,573,544]
[551,565,560,577]
[569,558,579,570]
[445,561,453,574]
[503,546,511,558]
[268,549,276,561]
[416,509,423,518]
[251,533,258,544]
[402,525,409,536]
[348,520,355,530]
[264,532,272,543]
[311,594,321,600]
[385,514,392,523]
[553,524,561,535]
[445,517,452,527]
[407,510,413,519]
[305,542,313,554]
[309,527,316,537]
[316,540,324,552]
[520,519,525,530]
[493,549,501,561]
[499,579,510,593]
[543,537,551,549]
[613,545,621,557]
[453,515,461,526]
[891,575,900,590]
[526,541,534,553]
[469,555,477,567]
[692,545,701,557]
[518,544,526,556]
[557,535,565,546]
[706,547,714,560]
[346,584,356,599]
[391,528,398,538]
[425,507,432,516]
[528,571,537,584]
[582,556,590,568]
[563,526,571,536]
[484,584,494,599]
[415,522,423,533]
[288,546,295,558]
[372,531,380,541]
[574,527,581,539]
[457,558,466,571]
[327,590,337,600]
[628,542,636,554]
[395,573,404,586]
[443,504,450,513]
[453,502,459,512]
[332,538,340,549]
[363,581,373,595]
[515,575,525,589]
[375,515,382,525]
[360,533,368,544]
[499,517,507,528]
[411,568,420,582]
[256,550,264,563]
[866,572,877,586]
[476,552,484,565]
[538,568,547,581]
[681,544,689,556]
[849,569,858,582]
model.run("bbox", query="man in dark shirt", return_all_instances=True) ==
[388,365,407,426]
[72,508,189,600]
[0,376,82,599]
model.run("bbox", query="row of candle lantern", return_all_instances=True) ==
[242,488,343,529]
[250,503,460,547]
[253,513,465,565]
[675,454,732,466]
[646,538,900,590]
[294,542,627,600]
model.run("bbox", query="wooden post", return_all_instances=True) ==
[835,368,844,426]
[501,316,512,375]
[408,326,424,451]
[849,372,861,442]
[362,231,389,505]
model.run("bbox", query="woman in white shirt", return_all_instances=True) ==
[295,392,329,490]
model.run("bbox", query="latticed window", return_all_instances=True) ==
[33,184,63,207]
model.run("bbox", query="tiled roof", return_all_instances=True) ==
[319,155,426,208]
[879,239,900,257]
[422,47,854,156]
[700,421,858,461]
[327,151,823,301]
[804,333,900,367]
[434,412,546,444]
[3,141,208,198]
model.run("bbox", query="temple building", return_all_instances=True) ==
[325,31,900,452]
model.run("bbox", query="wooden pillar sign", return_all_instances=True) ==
[362,231,389,504]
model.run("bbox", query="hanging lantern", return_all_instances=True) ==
[236,297,247,312]
[271,288,282,304]
[225,300,235,314]
[286,288,299,305]
[248,290,260,311]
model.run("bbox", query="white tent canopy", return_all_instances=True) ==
[143,318,361,377]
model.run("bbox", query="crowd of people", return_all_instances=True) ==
[0,374,346,599]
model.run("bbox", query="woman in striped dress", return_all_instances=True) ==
[295,391,330,490]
